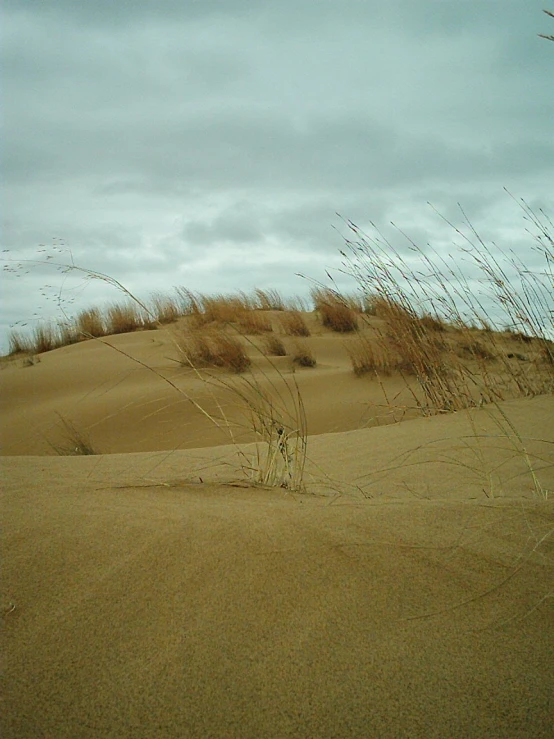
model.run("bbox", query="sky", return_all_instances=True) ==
[2,0,553,350]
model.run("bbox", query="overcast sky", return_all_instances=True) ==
[2,0,553,349]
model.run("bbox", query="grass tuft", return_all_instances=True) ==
[279,311,311,336]
[178,329,251,373]
[292,341,316,367]
[106,301,146,334]
[50,414,98,456]
[7,329,31,355]
[263,335,288,356]
[237,311,273,335]
[312,288,358,332]
[76,308,106,338]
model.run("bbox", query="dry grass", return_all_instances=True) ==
[76,308,106,338]
[31,323,63,354]
[198,295,248,324]
[106,301,146,334]
[279,311,311,337]
[311,288,358,332]
[347,336,405,377]
[237,311,273,335]
[456,337,497,361]
[263,335,288,357]
[292,342,316,367]
[254,288,286,311]
[149,293,182,325]
[177,329,251,373]
[7,329,31,355]
[339,199,553,413]
[49,414,98,456]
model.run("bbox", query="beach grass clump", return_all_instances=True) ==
[457,337,497,361]
[50,414,98,456]
[76,307,106,338]
[106,301,146,334]
[7,329,32,355]
[339,198,553,413]
[178,329,251,373]
[279,310,311,337]
[200,294,249,324]
[311,288,358,332]
[262,335,288,356]
[237,310,273,335]
[254,288,286,311]
[347,336,401,376]
[292,342,316,367]
[31,323,63,354]
[149,293,182,325]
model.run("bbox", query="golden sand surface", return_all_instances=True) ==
[2,323,553,737]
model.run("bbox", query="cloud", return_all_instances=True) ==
[1,0,553,350]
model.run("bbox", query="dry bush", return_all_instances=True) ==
[150,293,181,324]
[312,288,358,332]
[292,341,316,367]
[254,288,286,311]
[106,301,145,334]
[279,310,311,336]
[262,335,287,356]
[7,329,31,355]
[237,310,273,335]
[76,308,106,338]
[178,330,251,373]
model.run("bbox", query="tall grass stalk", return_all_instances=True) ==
[338,198,553,414]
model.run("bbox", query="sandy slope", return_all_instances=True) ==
[2,326,553,737]
[0,318,425,455]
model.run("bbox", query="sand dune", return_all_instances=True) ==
[2,320,553,737]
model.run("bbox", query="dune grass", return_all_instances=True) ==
[177,329,252,373]
[311,287,358,332]
[49,414,98,456]
[278,310,311,336]
[262,334,288,357]
[237,310,273,335]
[292,341,317,367]
[337,200,553,416]
[336,199,553,498]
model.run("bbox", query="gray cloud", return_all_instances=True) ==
[2,0,553,350]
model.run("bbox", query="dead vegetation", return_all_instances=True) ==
[339,198,553,413]
[311,288,358,332]
[291,341,316,367]
[262,335,288,356]
[177,329,252,373]
[278,311,311,336]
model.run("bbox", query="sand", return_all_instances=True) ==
[1,322,553,737]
